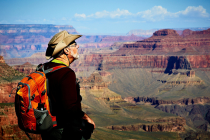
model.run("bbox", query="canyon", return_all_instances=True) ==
[5,29,210,73]
[1,25,210,139]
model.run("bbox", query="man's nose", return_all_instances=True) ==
[76,44,79,49]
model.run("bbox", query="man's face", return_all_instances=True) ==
[69,42,79,60]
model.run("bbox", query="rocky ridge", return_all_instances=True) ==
[124,96,210,105]
[12,62,36,74]
[107,117,186,132]
[124,96,210,131]
[79,72,121,101]
[116,29,210,55]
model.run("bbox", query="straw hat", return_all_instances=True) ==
[45,30,82,60]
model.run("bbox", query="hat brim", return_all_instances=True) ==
[46,34,82,60]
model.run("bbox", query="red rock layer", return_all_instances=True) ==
[0,56,5,63]
[0,81,19,103]
[79,72,109,90]
[12,62,36,74]
[0,105,41,139]
[5,54,210,70]
[72,54,210,70]
[115,29,210,55]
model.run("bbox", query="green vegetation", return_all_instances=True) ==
[0,103,14,108]
[90,128,180,140]
[0,63,25,82]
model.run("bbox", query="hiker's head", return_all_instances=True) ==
[63,41,80,60]
[45,30,82,60]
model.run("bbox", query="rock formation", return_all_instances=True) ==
[79,71,109,90]
[107,117,186,132]
[0,56,25,103]
[79,71,121,101]
[0,104,41,139]
[124,96,210,131]
[12,62,36,74]
[156,104,210,131]
[0,81,19,103]
[0,56,25,82]
[116,29,210,55]
[124,96,210,106]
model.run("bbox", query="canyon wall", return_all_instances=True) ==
[124,96,210,105]
[107,117,186,132]
[12,62,36,74]
[5,53,210,71]
[5,28,210,71]
[124,96,210,131]
[72,54,210,71]
[0,104,41,140]
[116,29,210,55]
[0,81,19,103]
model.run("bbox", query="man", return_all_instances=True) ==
[41,30,95,140]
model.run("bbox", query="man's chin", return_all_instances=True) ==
[73,54,79,60]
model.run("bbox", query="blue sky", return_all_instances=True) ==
[0,0,210,35]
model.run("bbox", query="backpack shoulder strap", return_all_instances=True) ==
[43,65,67,74]
[36,64,67,74]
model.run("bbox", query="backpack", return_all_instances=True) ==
[14,64,66,135]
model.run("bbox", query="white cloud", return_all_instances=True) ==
[75,13,86,18]
[74,6,209,21]
[137,6,177,21]
[176,6,209,17]
[75,8,132,19]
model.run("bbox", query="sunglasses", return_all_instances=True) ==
[69,42,77,47]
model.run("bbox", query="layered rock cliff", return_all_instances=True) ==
[0,56,25,103]
[115,29,210,55]
[5,28,210,72]
[0,56,25,82]
[12,62,36,74]
[107,117,186,132]
[124,96,210,106]
[79,71,121,101]
[124,96,210,131]
[0,104,41,139]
